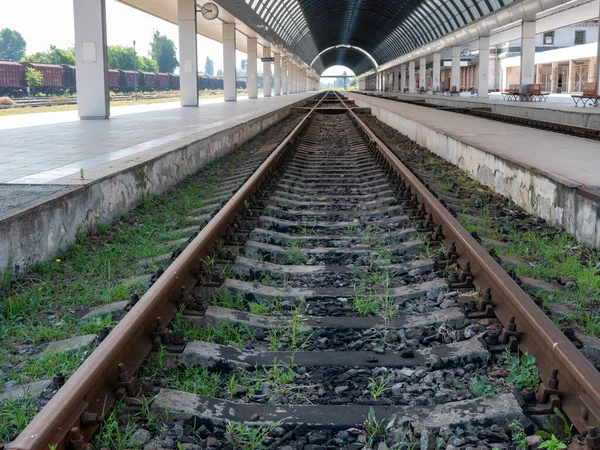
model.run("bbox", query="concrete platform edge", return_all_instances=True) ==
[0,94,319,272]
[348,92,600,249]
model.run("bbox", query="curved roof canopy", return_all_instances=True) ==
[216,0,515,74]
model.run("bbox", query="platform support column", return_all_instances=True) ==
[408,61,416,93]
[419,57,426,91]
[177,0,198,107]
[520,20,536,92]
[596,4,600,95]
[392,69,398,92]
[273,52,281,96]
[263,46,272,97]
[282,59,288,95]
[400,64,406,92]
[247,38,258,99]
[74,0,110,119]
[451,46,461,91]
[223,23,236,102]
[432,52,441,94]
[478,36,490,98]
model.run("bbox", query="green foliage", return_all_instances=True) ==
[24,67,43,88]
[468,376,496,398]
[24,45,74,65]
[0,393,37,443]
[108,46,158,72]
[150,30,178,73]
[538,435,567,450]
[504,350,540,389]
[283,241,307,265]
[509,420,528,450]
[536,407,573,442]
[205,56,214,76]
[137,56,159,72]
[226,421,281,450]
[369,373,394,399]
[0,28,26,61]
[363,409,396,448]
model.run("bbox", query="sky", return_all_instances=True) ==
[0,0,353,76]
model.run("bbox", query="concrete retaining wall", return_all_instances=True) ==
[350,93,600,249]
[0,94,318,272]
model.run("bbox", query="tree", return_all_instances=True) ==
[150,30,178,73]
[24,45,75,65]
[137,56,159,72]
[0,28,26,61]
[24,67,43,95]
[204,57,214,76]
[216,69,223,77]
[241,59,247,70]
[108,45,136,70]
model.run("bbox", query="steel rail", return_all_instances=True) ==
[335,92,600,435]
[10,93,324,450]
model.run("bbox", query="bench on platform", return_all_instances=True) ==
[572,83,599,107]
[526,84,550,102]
[501,84,521,101]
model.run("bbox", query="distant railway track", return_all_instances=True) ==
[360,92,600,141]
[0,93,183,109]
[8,92,600,450]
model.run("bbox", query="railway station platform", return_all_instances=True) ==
[346,91,600,249]
[356,90,600,131]
[0,92,318,272]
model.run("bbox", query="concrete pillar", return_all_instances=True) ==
[433,53,441,93]
[451,46,461,91]
[400,64,407,91]
[550,61,558,93]
[419,57,426,91]
[597,4,600,95]
[520,21,536,92]
[273,52,281,96]
[392,69,398,92]
[247,38,258,99]
[263,46,271,97]
[409,61,416,93]
[177,0,198,106]
[222,23,236,102]
[478,36,490,97]
[74,0,110,119]
[290,65,295,94]
[282,59,288,95]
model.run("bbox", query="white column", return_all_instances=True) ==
[273,52,281,96]
[520,21,536,91]
[74,0,110,119]
[247,38,258,99]
[409,61,416,93]
[419,57,426,91]
[392,69,398,92]
[222,23,236,102]
[400,64,407,92]
[597,4,600,95]
[262,46,271,97]
[478,36,490,98]
[433,53,441,93]
[177,0,198,107]
[282,59,288,95]
[451,46,461,91]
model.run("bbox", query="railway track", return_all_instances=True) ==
[1,93,182,109]
[8,92,600,450]
[359,92,600,140]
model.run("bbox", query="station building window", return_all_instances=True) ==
[543,31,554,45]
[574,30,586,45]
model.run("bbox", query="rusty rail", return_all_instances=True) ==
[9,93,324,450]
[336,92,600,438]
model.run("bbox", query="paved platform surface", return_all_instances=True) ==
[362,90,600,113]
[348,92,600,189]
[0,92,316,215]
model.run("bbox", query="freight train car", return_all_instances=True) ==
[168,73,180,90]
[138,71,157,90]
[156,73,170,90]
[0,60,24,96]
[22,62,64,95]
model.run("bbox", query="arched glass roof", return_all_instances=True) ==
[216,0,514,74]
